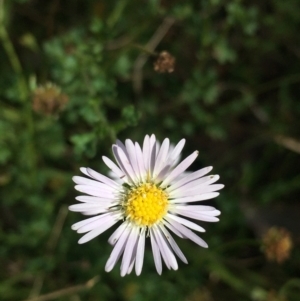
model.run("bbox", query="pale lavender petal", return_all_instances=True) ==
[71,215,102,231]
[151,227,171,269]
[172,209,220,222]
[161,151,199,188]
[159,224,187,264]
[135,142,146,182]
[81,209,112,216]
[170,184,224,198]
[72,176,116,191]
[169,192,220,203]
[165,218,208,248]
[166,213,205,232]
[68,203,108,213]
[175,205,219,212]
[163,220,184,238]
[168,139,185,164]
[74,185,115,199]
[80,167,89,177]
[114,145,137,184]
[154,226,178,270]
[121,227,139,277]
[168,175,220,195]
[102,156,125,179]
[77,212,119,233]
[125,139,140,181]
[86,168,119,189]
[108,222,128,245]
[155,164,172,182]
[126,252,136,275]
[78,217,118,244]
[149,135,157,177]
[150,228,162,274]
[116,140,128,157]
[127,235,139,275]
[167,166,213,192]
[153,138,169,178]
[142,135,150,170]
[135,227,146,276]
[75,196,116,204]
[105,227,131,272]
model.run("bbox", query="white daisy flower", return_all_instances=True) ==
[69,134,223,276]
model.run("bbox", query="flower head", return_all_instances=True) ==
[153,51,176,73]
[69,134,223,276]
[32,82,68,116]
[262,227,293,264]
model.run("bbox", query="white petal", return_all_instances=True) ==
[169,192,220,203]
[86,168,120,189]
[78,217,118,244]
[161,151,199,188]
[135,142,146,182]
[154,226,178,270]
[121,227,139,277]
[168,175,220,195]
[135,228,146,276]
[102,156,125,179]
[155,164,172,182]
[142,135,150,170]
[108,222,128,245]
[168,139,185,164]
[76,212,117,233]
[75,196,116,204]
[149,135,157,177]
[126,237,139,275]
[150,228,162,274]
[172,209,220,222]
[105,227,131,272]
[159,224,187,264]
[68,203,108,213]
[113,145,136,184]
[74,185,115,199]
[116,139,128,156]
[71,215,102,231]
[166,213,205,232]
[125,139,141,181]
[72,176,115,191]
[175,205,219,212]
[80,167,89,177]
[170,184,224,198]
[81,209,111,216]
[153,138,169,178]
[165,218,208,248]
[163,220,184,238]
[167,166,213,192]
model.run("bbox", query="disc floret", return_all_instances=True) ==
[124,183,168,226]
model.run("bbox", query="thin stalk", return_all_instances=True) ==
[0,0,37,185]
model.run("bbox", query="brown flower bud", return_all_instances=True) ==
[262,227,292,264]
[32,83,68,116]
[153,51,175,73]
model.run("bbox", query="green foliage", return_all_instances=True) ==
[1,0,300,300]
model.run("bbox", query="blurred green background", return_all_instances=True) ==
[1,0,300,300]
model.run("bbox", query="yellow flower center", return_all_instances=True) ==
[124,183,169,226]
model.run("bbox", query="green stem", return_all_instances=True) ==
[131,43,157,56]
[0,0,28,101]
[0,0,36,186]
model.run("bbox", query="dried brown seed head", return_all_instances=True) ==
[153,51,175,73]
[32,83,68,116]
